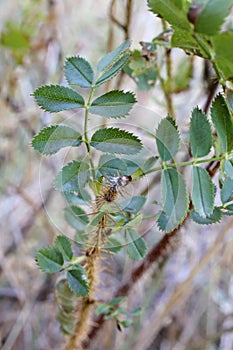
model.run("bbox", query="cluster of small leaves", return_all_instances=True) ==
[148,0,233,81]
[96,297,141,330]
[124,41,157,91]
[155,94,233,232]
[36,235,89,297]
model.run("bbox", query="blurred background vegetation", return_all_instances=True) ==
[1,1,233,349]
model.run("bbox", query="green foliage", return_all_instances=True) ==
[36,246,64,274]
[32,35,233,338]
[98,155,128,176]
[67,265,89,296]
[32,125,82,155]
[148,0,191,30]
[194,0,233,36]
[90,128,142,154]
[191,166,214,217]
[96,296,140,329]
[55,235,73,261]
[33,85,85,112]
[124,43,157,90]
[125,229,147,261]
[64,56,94,87]
[211,94,233,153]
[190,207,222,225]
[190,107,212,157]
[89,90,136,118]
[54,161,90,193]
[212,33,233,80]
[156,116,180,161]
[55,278,77,334]
[96,40,131,86]
[64,206,89,230]
[221,177,233,204]
[158,168,188,232]
[223,159,233,179]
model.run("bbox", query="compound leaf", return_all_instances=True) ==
[211,94,233,153]
[156,116,180,161]
[90,128,142,154]
[191,166,214,217]
[33,85,85,112]
[190,107,212,157]
[89,90,136,118]
[36,246,63,273]
[64,56,94,87]
[67,265,89,296]
[55,235,73,261]
[32,125,82,155]
[54,161,89,193]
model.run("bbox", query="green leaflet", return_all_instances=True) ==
[35,246,64,274]
[148,0,191,31]
[64,206,89,230]
[212,33,233,80]
[97,40,131,73]
[31,125,82,155]
[159,168,189,232]
[120,196,146,215]
[96,40,131,86]
[95,55,130,86]
[190,207,222,225]
[63,190,91,206]
[190,107,212,157]
[171,27,206,56]
[64,56,94,88]
[33,85,85,112]
[90,127,142,154]
[106,237,123,253]
[54,161,89,193]
[55,235,73,261]
[221,176,233,204]
[223,159,233,180]
[194,0,233,36]
[211,94,233,153]
[191,166,214,217]
[156,116,180,161]
[89,90,136,118]
[98,154,127,177]
[126,228,147,261]
[67,265,89,296]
